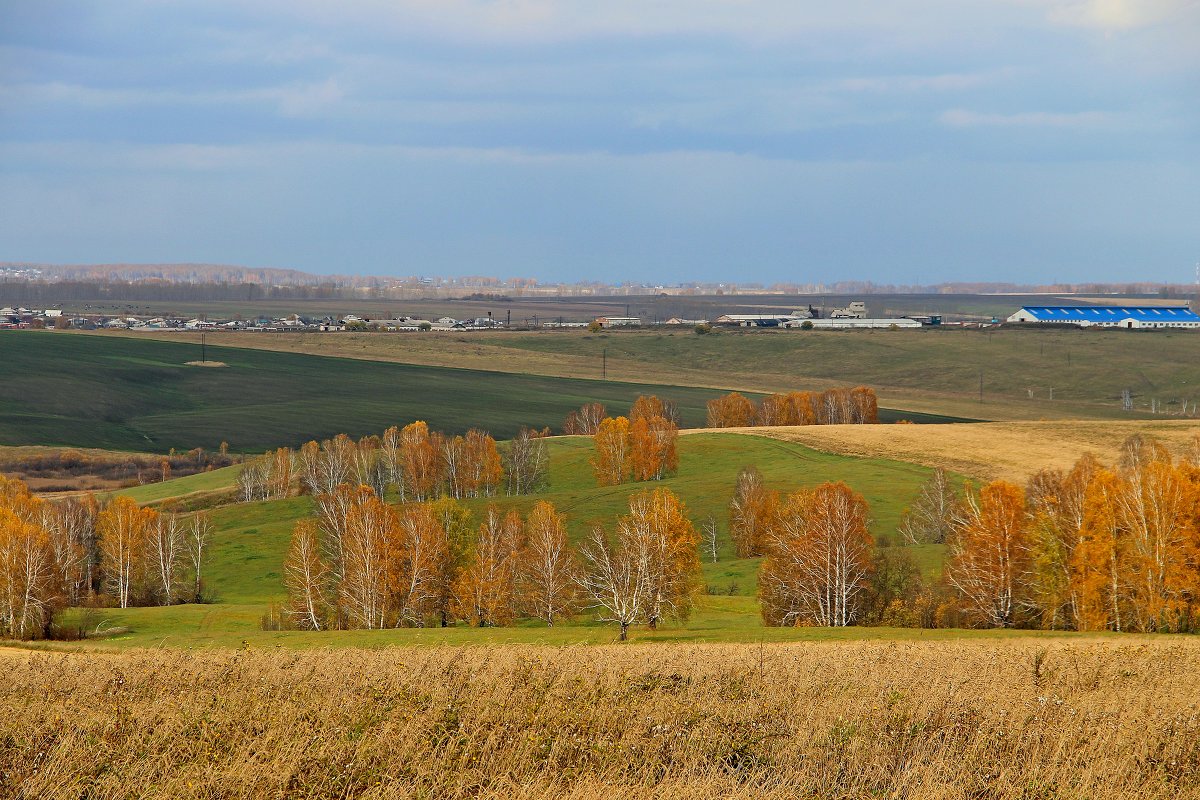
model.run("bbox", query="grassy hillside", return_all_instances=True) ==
[0,332,758,452]
[61,432,944,649]
[121,325,1200,421]
[115,463,242,504]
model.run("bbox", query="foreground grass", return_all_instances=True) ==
[5,639,1199,798]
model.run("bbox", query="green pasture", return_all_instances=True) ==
[116,463,243,504]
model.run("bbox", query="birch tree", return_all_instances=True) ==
[898,467,960,545]
[503,428,548,495]
[578,526,650,641]
[759,482,874,627]
[592,416,632,486]
[946,481,1029,628]
[185,513,212,603]
[517,501,579,626]
[146,513,183,605]
[284,519,329,630]
[452,507,521,626]
[729,466,777,558]
[97,496,156,609]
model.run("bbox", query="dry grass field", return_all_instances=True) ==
[5,639,1200,799]
[736,420,1200,481]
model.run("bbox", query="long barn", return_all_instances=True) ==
[1006,305,1200,329]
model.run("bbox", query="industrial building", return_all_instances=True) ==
[1006,306,1200,329]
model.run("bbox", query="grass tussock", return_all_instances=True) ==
[5,639,1200,798]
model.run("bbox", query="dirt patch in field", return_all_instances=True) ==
[184,360,227,367]
[705,420,1200,481]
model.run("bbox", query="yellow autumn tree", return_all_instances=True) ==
[945,481,1029,628]
[706,393,756,428]
[452,507,521,627]
[592,416,632,486]
[517,501,579,626]
[758,482,873,627]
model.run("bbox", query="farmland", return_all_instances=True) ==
[0,332,773,452]
[738,418,1200,482]
[114,324,1200,421]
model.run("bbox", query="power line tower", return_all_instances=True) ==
[1122,388,1133,412]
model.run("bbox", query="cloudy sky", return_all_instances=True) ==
[1,1,1197,284]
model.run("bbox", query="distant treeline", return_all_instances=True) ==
[0,280,362,305]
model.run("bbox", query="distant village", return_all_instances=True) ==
[2,300,1198,332]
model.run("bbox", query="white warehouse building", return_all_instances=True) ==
[1006,305,1200,329]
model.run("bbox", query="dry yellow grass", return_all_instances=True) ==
[4,639,1200,799]
[714,420,1200,481]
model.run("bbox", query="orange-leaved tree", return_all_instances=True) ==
[629,414,678,482]
[706,392,756,428]
[729,465,778,558]
[620,488,700,630]
[97,495,159,609]
[452,506,522,627]
[758,482,873,627]
[945,481,1029,628]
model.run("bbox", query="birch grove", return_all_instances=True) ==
[759,482,874,627]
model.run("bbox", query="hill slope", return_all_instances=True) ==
[62,433,941,648]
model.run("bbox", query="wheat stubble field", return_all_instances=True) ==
[5,639,1200,800]
[741,419,1200,482]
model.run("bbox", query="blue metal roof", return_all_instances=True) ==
[1020,306,1200,322]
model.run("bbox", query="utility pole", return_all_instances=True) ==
[978,370,983,403]
[201,332,206,364]
[602,347,607,380]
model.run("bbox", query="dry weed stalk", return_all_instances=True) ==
[3,639,1200,798]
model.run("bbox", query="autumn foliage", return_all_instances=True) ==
[940,434,1200,632]
[242,422,545,503]
[592,395,686,489]
[591,396,679,486]
[759,482,875,627]
[0,475,211,638]
[578,488,700,640]
[708,387,879,428]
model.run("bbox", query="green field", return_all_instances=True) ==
[117,323,1200,422]
[0,331,964,452]
[57,432,953,649]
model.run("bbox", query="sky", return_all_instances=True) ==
[1,1,1197,285]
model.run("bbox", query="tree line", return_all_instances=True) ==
[587,396,681,487]
[942,435,1200,632]
[0,476,211,639]
[743,433,1200,632]
[281,485,699,640]
[238,423,549,503]
[708,388,879,428]
[563,389,880,438]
